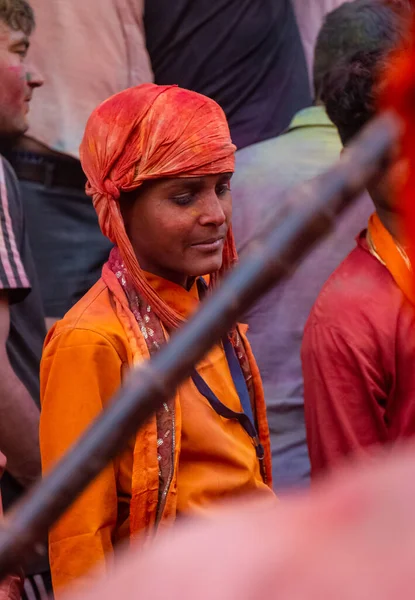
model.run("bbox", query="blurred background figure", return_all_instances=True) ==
[8,0,153,326]
[0,0,51,595]
[144,0,311,150]
[230,0,403,490]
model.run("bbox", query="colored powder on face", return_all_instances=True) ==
[0,27,30,135]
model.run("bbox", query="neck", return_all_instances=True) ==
[376,206,401,243]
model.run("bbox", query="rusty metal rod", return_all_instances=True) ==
[0,111,400,577]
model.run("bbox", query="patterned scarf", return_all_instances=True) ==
[107,246,263,528]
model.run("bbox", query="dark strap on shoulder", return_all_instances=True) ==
[191,336,264,460]
[222,336,255,425]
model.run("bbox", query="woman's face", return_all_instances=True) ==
[121,173,232,288]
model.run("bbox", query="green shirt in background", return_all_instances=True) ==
[231,105,372,490]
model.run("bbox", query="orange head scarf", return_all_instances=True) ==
[80,84,237,329]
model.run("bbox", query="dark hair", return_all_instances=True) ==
[0,0,35,36]
[321,49,388,145]
[313,0,409,101]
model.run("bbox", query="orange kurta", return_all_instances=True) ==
[40,273,273,595]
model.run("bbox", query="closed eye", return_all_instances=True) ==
[216,183,231,196]
[171,193,195,206]
[11,40,29,59]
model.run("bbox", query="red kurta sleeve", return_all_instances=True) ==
[301,318,389,478]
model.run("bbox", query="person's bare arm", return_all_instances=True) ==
[0,291,40,488]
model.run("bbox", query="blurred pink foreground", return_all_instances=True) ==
[64,443,415,600]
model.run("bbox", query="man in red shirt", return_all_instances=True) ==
[301,3,413,477]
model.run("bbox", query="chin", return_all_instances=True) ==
[18,119,29,135]
[193,256,223,277]
[1,119,28,139]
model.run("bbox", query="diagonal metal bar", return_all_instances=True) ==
[0,111,400,578]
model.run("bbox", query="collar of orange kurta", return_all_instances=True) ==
[142,272,201,321]
[367,212,415,305]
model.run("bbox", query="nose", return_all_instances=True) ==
[198,190,227,227]
[26,65,44,89]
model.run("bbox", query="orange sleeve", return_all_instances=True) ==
[39,327,126,596]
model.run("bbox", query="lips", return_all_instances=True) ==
[191,236,225,251]
[23,96,31,113]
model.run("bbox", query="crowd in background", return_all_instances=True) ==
[0,0,413,599]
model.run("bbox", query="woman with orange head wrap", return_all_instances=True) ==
[39,84,273,595]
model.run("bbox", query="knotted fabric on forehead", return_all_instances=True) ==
[80,83,237,329]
